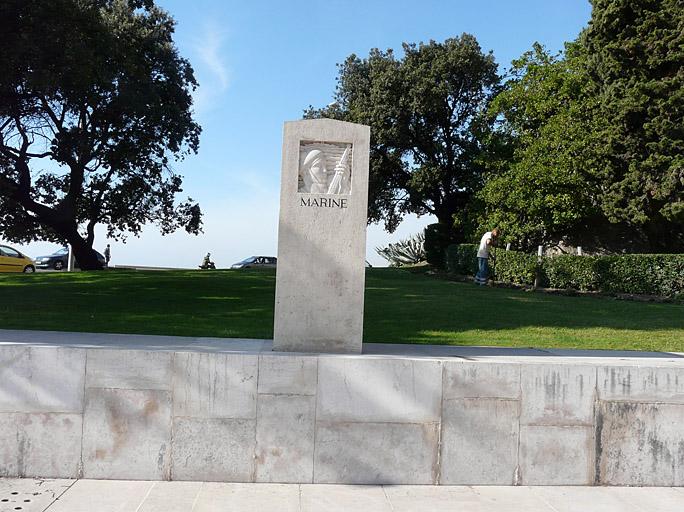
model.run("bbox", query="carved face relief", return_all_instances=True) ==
[298,141,352,195]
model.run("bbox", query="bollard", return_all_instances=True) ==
[67,245,74,272]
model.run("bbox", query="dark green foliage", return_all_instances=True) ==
[490,249,538,286]
[445,243,478,275]
[481,42,606,250]
[0,0,201,269]
[424,223,455,268]
[376,232,425,267]
[596,255,684,298]
[583,0,684,251]
[305,35,500,236]
[542,256,602,291]
[446,244,684,298]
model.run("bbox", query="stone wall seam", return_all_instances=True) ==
[167,351,176,481]
[251,353,262,483]
[315,419,442,427]
[515,362,522,485]
[436,361,444,485]
[257,392,316,398]
[591,365,599,486]
[78,348,88,479]
[311,355,320,485]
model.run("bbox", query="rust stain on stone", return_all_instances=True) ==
[143,399,159,417]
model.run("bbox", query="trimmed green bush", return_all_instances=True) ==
[542,255,602,291]
[445,244,684,298]
[596,255,684,297]
[446,243,478,275]
[491,248,537,286]
[424,223,453,268]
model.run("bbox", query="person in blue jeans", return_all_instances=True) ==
[475,228,500,285]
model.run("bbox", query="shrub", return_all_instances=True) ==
[376,233,426,267]
[446,243,478,275]
[596,255,684,297]
[490,248,537,286]
[542,255,602,291]
[444,244,684,298]
[424,223,453,268]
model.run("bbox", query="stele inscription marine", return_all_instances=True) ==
[273,119,370,353]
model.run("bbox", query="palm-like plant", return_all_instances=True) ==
[376,233,426,267]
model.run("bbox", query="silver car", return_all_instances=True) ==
[231,256,277,269]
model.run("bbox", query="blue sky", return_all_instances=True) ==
[21,0,592,267]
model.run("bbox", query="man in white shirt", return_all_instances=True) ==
[475,228,500,285]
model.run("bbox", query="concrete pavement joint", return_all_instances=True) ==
[381,485,396,511]
[41,478,78,512]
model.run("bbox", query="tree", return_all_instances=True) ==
[479,43,608,251]
[583,0,684,251]
[0,0,202,269]
[305,35,500,241]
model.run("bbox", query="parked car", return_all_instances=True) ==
[0,245,35,273]
[34,247,106,270]
[231,256,277,269]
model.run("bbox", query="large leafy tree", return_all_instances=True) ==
[0,0,201,269]
[480,43,609,251]
[305,35,500,240]
[583,0,684,251]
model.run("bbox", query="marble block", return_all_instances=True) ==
[273,119,370,353]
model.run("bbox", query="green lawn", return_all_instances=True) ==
[1,268,683,352]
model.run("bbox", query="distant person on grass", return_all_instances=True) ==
[200,252,216,270]
[104,244,111,267]
[475,228,500,286]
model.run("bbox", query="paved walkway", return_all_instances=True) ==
[1,479,683,512]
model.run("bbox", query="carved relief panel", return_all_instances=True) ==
[298,141,353,195]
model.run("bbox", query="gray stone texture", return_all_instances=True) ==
[171,417,255,482]
[82,388,172,480]
[0,413,82,478]
[598,366,684,403]
[443,361,520,400]
[2,334,684,486]
[257,354,317,395]
[519,425,594,485]
[313,421,439,484]
[521,364,596,426]
[172,352,257,419]
[86,349,171,390]
[316,357,442,423]
[440,398,520,484]
[255,395,315,483]
[273,119,371,353]
[596,401,684,486]
[0,346,85,413]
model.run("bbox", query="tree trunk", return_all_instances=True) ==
[51,220,103,270]
[69,234,103,270]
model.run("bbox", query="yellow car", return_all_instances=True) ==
[0,244,36,273]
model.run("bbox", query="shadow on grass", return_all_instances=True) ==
[2,267,684,351]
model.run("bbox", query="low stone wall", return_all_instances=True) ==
[1,332,683,485]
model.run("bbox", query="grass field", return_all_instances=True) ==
[1,268,683,352]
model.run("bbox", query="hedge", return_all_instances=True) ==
[491,249,537,286]
[445,243,478,276]
[424,223,453,268]
[445,244,684,298]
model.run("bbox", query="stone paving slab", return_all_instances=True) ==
[0,478,73,512]
[2,479,683,511]
[2,329,684,365]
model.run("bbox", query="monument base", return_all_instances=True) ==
[1,329,684,486]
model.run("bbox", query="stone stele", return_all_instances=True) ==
[273,119,370,353]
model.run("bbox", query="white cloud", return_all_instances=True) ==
[191,20,230,113]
